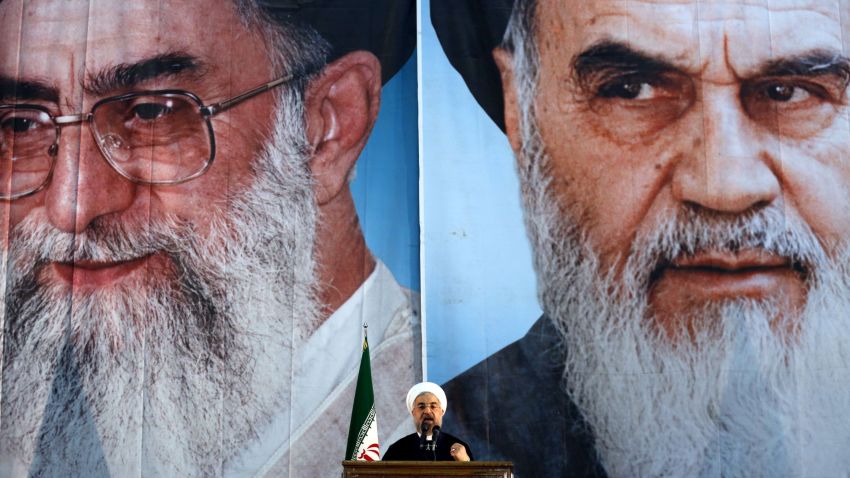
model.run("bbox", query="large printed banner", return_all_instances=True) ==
[0,1,418,477]
[426,0,850,477]
[2,0,850,477]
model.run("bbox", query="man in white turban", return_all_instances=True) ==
[382,382,472,461]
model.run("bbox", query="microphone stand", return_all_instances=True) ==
[430,426,441,461]
[419,423,430,452]
[419,423,442,460]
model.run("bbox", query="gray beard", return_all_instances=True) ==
[0,108,320,477]
[517,116,850,476]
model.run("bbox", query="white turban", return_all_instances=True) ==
[406,382,447,413]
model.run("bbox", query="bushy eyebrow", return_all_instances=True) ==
[0,76,60,103]
[572,40,681,91]
[83,52,206,96]
[573,41,850,88]
[0,53,203,104]
[755,49,850,83]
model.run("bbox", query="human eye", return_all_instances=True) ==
[593,73,689,104]
[582,71,694,142]
[0,108,52,154]
[0,112,47,135]
[2,117,37,133]
[761,83,811,103]
[129,99,175,122]
[106,95,200,146]
[0,108,53,182]
[597,77,660,100]
[741,77,845,138]
[744,79,830,108]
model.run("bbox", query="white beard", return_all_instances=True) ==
[0,102,320,477]
[517,111,850,477]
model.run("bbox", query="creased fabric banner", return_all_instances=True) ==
[0,1,419,477]
[425,0,850,477]
[4,0,850,476]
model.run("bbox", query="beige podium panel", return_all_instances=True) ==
[341,461,514,478]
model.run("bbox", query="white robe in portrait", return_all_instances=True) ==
[225,261,421,477]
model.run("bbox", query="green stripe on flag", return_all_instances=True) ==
[345,335,381,461]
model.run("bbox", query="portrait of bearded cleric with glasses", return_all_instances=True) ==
[0,0,418,476]
[433,0,850,476]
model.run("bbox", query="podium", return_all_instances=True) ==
[341,461,513,477]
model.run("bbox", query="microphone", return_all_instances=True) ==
[431,426,441,447]
[419,423,431,450]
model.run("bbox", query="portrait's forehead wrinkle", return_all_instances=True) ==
[546,0,848,85]
[90,3,236,68]
[2,0,91,109]
[2,0,266,114]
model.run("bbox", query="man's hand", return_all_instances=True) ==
[449,443,470,462]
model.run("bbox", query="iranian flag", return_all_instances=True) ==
[344,332,381,461]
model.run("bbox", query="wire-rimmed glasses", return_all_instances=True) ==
[0,75,298,200]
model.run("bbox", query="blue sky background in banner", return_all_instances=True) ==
[352,54,420,292]
[421,0,542,384]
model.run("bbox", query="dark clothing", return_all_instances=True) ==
[441,316,608,478]
[382,431,474,462]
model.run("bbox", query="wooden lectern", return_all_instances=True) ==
[341,460,513,478]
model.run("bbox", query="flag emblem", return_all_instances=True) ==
[345,331,381,461]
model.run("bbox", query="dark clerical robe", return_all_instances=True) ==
[382,431,474,461]
[442,316,606,477]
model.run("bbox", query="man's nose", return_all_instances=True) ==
[43,125,138,233]
[671,85,781,213]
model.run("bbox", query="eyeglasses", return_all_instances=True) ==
[0,74,300,200]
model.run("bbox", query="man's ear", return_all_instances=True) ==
[305,51,381,205]
[493,47,522,156]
